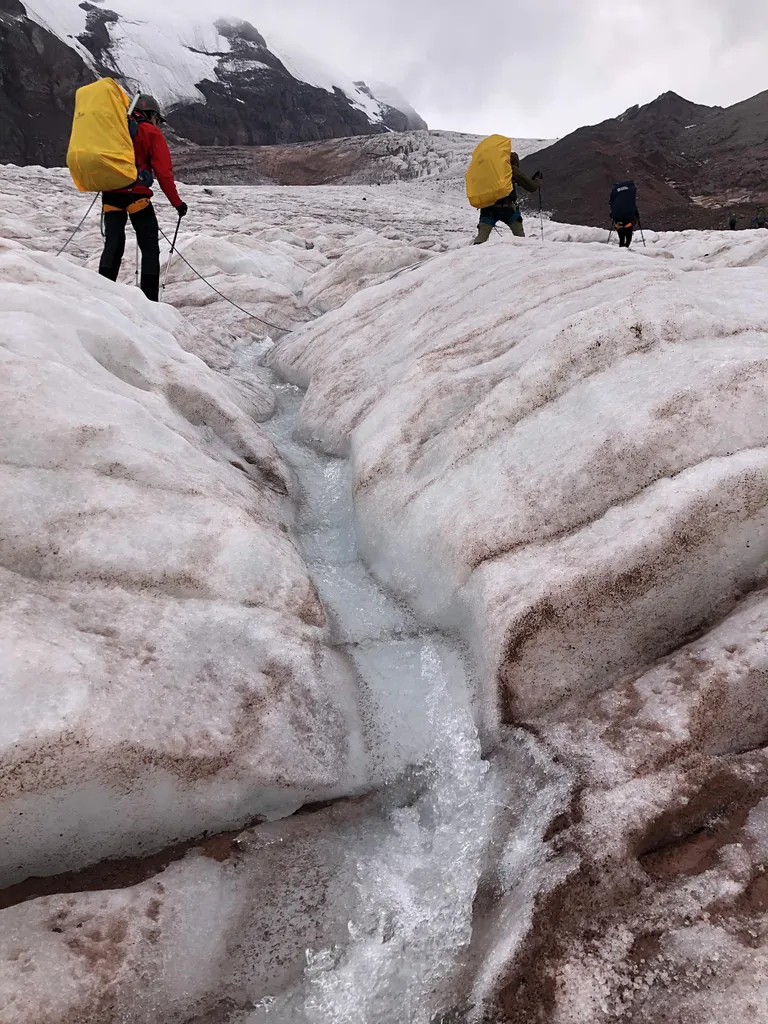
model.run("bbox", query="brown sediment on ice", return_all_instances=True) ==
[0,789,376,915]
[492,591,768,1022]
[498,762,768,1020]
[0,825,252,913]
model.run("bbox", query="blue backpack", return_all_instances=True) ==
[610,181,637,222]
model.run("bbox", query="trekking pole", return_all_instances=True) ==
[607,224,614,244]
[538,187,544,242]
[161,213,182,296]
[56,194,99,257]
[533,171,544,241]
[637,212,646,247]
[135,236,140,287]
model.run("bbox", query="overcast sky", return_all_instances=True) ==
[140,0,768,138]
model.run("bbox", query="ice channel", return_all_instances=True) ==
[231,341,574,1023]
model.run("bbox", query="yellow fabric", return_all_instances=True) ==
[103,198,150,215]
[66,79,137,193]
[465,135,513,210]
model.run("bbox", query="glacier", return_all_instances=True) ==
[1,164,768,1023]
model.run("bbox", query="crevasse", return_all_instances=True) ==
[233,341,570,1023]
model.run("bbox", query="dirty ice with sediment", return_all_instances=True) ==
[2,163,768,1023]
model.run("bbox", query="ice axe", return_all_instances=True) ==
[161,212,182,296]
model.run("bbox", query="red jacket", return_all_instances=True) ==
[116,120,182,208]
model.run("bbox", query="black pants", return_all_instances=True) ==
[99,198,160,302]
[617,226,634,248]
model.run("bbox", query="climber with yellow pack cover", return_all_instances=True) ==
[465,135,541,244]
[67,78,187,301]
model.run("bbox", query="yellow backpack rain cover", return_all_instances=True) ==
[465,135,513,209]
[67,79,137,193]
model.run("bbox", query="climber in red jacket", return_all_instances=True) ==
[98,95,187,302]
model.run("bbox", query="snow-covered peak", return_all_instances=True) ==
[22,0,412,126]
[24,0,227,105]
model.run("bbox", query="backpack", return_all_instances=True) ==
[466,135,513,209]
[67,79,139,193]
[610,181,637,222]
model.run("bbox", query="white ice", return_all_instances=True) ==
[271,233,768,722]
[0,243,369,885]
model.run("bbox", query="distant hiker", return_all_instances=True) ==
[752,207,767,229]
[728,212,740,230]
[465,135,541,244]
[610,181,640,248]
[98,96,187,301]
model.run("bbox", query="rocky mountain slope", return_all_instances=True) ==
[0,0,426,165]
[521,89,768,231]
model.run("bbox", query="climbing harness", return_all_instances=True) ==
[608,220,646,247]
[56,194,99,256]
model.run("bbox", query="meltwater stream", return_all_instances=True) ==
[234,345,573,1024]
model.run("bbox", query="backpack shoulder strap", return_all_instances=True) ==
[126,118,155,187]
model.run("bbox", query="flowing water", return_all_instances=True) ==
[231,344,573,1024]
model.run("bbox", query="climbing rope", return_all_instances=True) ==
[54,199,295,334]
[157,225,294,333]
[56,194,99,256]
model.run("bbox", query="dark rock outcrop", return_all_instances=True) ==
[76,2,120,75]
[0,0,95,165]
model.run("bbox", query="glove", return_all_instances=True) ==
[532,170,543,181]
[176,202,188,218]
